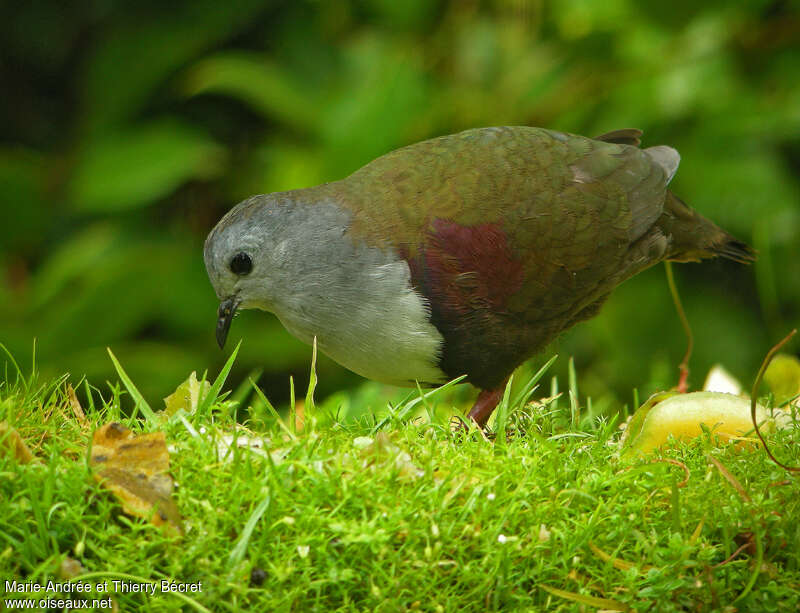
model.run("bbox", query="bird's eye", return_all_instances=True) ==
[229,252,253,275]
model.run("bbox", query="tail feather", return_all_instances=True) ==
[660,191,756,265]
[712,237,756,264]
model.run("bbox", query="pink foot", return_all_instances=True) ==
[467,384,506,427]
[676,365,689,394]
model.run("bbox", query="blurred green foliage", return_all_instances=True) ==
[1,0,799,410]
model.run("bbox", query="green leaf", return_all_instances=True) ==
[80,0,266,131]
[182,53,319,134]
[30,224,117,309]
[163,372,211,416]
[320,38,429,174]
[0,148,49,252]
[70,119,224,212]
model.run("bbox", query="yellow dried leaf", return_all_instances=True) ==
[90,423,181,533]
[59,557,86,580]
[588,541,653,573]
[539,584,628,611]
[66,384,88,426]
[0,421,35,463]
[163,371,211,415]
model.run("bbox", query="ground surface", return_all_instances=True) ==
[2,356,799,612]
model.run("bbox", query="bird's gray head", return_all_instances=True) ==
[204,194,294,348]
[204,190,353,348]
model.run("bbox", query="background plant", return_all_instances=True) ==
[1,0,798,412]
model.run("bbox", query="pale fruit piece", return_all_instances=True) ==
[764,353,800,406]
[703,364,742,395]
[621,391,776,455]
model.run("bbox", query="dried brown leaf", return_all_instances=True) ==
[0,421,35,463]
[66,384,88,426]
[540,584,628,611]
[90,423,181,533]
[708,455,752,503]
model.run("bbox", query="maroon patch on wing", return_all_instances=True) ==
[412,218,524,313]
[400,219,530,389]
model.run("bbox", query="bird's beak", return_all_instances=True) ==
[216,297,239,349]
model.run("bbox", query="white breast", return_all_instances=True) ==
[262,234,447,385]
[242,198,447,387]
[274,257,446,387]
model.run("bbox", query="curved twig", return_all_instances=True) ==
[751,329,799,473]
[665,262,693,392]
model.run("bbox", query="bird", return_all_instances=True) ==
[204,126,754,426]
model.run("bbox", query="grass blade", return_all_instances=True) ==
[289,375,296,434]
[250,379,295,439]
[107,348,156,423]
[372,375,467,433]
[511,354,558,409]
[568,356,579,428]
[494,376,514,444]
[304,337,318,429]
[197,340,241,418]
[230,367,263,407]
[228,490,271,566]
[0,342,27,391]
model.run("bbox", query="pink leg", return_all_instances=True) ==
[676,364,689,394]
[467,385,506,427]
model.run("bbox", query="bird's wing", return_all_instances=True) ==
[505,128,678,321]
[595,128,642,146]
[322,126,678,388]
[334,126,677,322]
